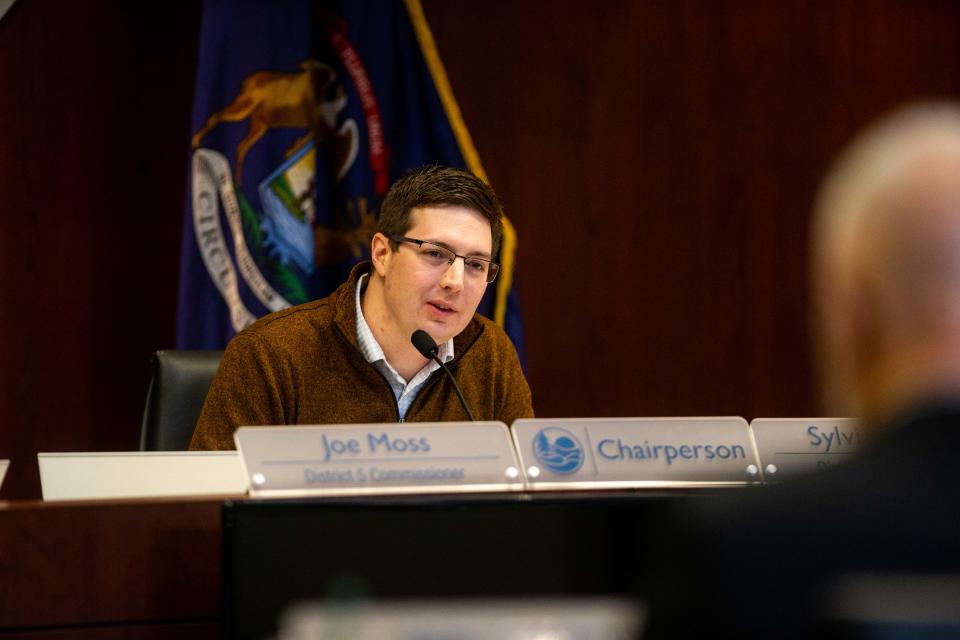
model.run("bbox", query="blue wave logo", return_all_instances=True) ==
[533,427,584,474]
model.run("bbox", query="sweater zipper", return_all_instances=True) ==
[333,323,403,422]
[374,368,403,423]
[404,369,445,420]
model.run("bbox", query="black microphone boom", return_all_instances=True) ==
[410,330,476,421]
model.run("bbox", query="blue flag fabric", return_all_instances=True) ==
[177,0,525,361]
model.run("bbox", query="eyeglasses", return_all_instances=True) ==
[390,235,500,283]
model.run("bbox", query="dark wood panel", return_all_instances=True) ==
[0,1,201,499]
[0,622,217,640]
[0,498,222,631]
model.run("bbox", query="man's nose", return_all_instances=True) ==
[439,257,465,292]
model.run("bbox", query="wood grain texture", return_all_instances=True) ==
[0,498,221,632]
[0,1,200,499]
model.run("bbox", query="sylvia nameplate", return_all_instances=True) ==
[750,418,859,481]
[511,417,762,488]
[234,422,524,497]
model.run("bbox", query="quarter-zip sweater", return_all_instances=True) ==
[189,263,534,450]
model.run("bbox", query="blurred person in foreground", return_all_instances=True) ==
[642,103,960,638]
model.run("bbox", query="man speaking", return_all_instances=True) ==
[190,165,533,450]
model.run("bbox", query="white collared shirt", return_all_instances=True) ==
[355,273,454,420]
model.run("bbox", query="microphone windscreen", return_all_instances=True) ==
[411,330,439,358]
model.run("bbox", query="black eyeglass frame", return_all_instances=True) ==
[389,235,500,283]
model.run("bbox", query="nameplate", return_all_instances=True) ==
[278,597,641,639]
[0,459,8,490]
[37,451,246,501]
[750,418,859,481]
[511,417,761,488]
[234,422,524,497]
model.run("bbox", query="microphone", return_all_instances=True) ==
[411,330,476,421]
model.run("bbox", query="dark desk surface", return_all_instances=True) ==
[0,489,725,638]
[0,496,226,638]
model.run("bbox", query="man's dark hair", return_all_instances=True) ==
[377,165,504,255]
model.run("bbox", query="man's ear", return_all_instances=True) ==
[370,232,392,276]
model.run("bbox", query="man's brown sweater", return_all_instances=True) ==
[189,263,534,450]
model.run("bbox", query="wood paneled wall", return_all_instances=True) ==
[2,0,959,498]
[424,0,960,420]
[0,1,200,498]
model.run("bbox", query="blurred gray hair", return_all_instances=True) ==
[812,102,960,298]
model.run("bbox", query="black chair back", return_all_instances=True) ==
[139,350,223,451]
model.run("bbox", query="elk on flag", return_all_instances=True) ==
[177,0,524,360]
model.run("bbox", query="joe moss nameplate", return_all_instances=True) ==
[234,422,524,497]
[511,417,762,489]
[750,418,859,481]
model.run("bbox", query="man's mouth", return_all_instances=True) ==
[428,301,456,313]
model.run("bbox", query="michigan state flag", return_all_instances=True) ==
[177,0,524,358]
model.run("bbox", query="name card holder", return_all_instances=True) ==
[511,417,762,490]
[750,418,859,481]
[234,422,525,498]
[37,451,246,501]
[278,597,641,639]
[0,459,8,491]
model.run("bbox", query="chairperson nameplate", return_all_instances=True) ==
[511,417,762,489]
[234,422,524,497]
